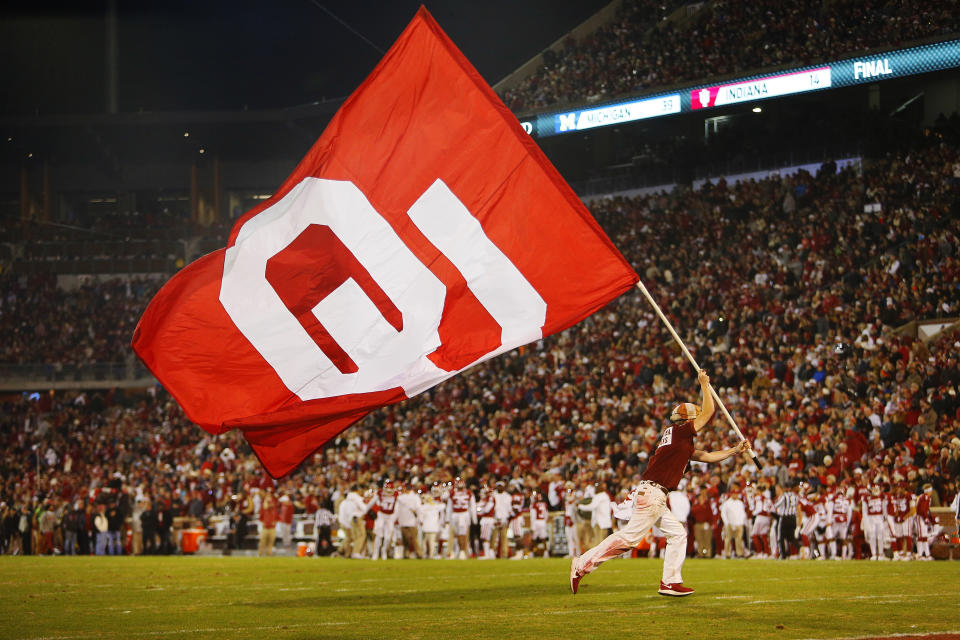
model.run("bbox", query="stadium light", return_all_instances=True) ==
[752,106,762,113]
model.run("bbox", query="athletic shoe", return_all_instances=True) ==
[658,582,694,597]
[570,556,581,594]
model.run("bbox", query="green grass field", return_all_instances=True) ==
[2,556,958,640]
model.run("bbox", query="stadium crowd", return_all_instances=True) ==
[499,0,958,113]
[1,135,959,560]
[0,277,160,368]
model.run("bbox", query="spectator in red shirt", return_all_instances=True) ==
[689,488,715,558]
[258,492,278,557]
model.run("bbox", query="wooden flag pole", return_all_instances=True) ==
[634,280,762,469]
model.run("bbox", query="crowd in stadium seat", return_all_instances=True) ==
[499,0,958,113]
[0,276,160,367]
[1,138,959,559]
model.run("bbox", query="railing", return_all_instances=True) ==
[11,256,180,276]
[0,361,156,390]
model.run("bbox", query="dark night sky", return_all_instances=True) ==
[0,0,613,116]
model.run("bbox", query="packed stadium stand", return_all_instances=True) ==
[2,1,960,560]
[497,0,958,113]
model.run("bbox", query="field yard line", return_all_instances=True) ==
[799,630,960,640]
[744,592,955,605]
[690,572,882,585]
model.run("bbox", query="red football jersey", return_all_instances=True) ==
[450,488,472,512]
[476,495,494,518]
[642,420,696,491]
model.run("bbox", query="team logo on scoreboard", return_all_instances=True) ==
[691,86,720,110]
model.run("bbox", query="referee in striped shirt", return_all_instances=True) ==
[773,483,799,560]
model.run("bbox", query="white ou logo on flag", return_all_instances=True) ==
[219,178,546,401]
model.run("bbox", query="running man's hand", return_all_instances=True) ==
[698,369,710,387]
[735,440,752,455]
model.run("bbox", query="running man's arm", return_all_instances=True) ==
[693,370,716,432]
[691,439,751,463]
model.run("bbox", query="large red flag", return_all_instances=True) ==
[132,8,639,478]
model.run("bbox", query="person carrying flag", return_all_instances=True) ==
[570,370,751,597]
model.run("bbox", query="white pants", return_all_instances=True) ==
[510,515,526,538]
[451,511,471,537]
[374,511,399,537]
[531,520,547,541]
[277,521,292,548]
[888,518,911,540]
[799,514,819,539]
[479,517,495,542]
[827,521,849,541]
[372,512,399,559]
[565,525,579,557]
[863,514,886,557]
[751,514,771,537]
[574,483,686,585]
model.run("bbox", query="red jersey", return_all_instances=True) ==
[813,496,829,520]
[642,420,696,490]
[278,501,295,525]
[690,501,713,524]
[915,493,933,522]
[709,496,721,524]
[511,493,527,516]
[450,488,472,513]
[748,493,772,517]
[260,503,278,528]
[850,509,863,536]
[799,495,817,517]
[476,495,494,518]
[889,495,911,522]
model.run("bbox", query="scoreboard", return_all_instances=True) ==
[518,38,960,138]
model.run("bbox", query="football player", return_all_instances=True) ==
[797,485,820,559]
[861,484,888,560]
[887,483,915,560]
[529,491,550,558]
[914,483,939,560]
[371,479,400,560]
[827,486,853,559]
[563,481,580,558]
[476,484,496,558]
[447,477,476,559]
